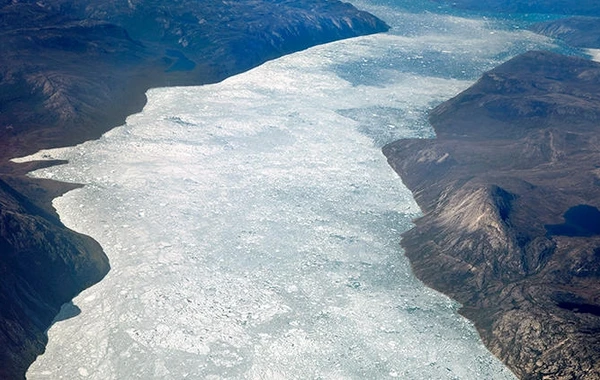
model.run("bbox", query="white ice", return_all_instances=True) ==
[20,3,555,379]
[587,48,600,62]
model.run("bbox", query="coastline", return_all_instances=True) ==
[0,0,389,377]
[8,0,600,377]
[384,51,600,379]
[22,28,517,379]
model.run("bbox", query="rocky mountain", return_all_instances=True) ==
[530,17,600,49]
[384,50,600,379]
[0,1,388,378]
[0,0,388,161]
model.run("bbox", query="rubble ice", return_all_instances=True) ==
[19,2,554,379]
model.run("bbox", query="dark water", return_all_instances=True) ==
[557,301,600,316]
[546,204,600,237]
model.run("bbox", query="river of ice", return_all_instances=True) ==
[19,2,555,379]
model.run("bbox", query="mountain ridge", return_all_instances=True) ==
[384,50,600,379]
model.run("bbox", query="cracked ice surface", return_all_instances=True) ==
[20,5,555,379]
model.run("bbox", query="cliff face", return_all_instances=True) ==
[384,51,600,379]
[0,176,109,379]
[0,1,389,378]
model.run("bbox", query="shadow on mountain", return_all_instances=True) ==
[556,301,600,317]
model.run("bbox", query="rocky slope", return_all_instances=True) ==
[384,50,600,379]
[530,17,600,49]
[0,174,109,379]
[0,1,388,378]
[0,0,388,161]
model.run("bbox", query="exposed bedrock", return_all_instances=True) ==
[384,50,600,379]
[0,0,389,377]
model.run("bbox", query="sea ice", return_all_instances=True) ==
[19,2,556,379]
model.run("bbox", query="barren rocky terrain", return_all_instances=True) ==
[384,50,600,379]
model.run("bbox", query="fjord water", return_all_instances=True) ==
[22,2,554,379]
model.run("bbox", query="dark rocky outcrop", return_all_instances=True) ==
[0,176,109,379]
[384,51,600,379]
[0,1,388,378]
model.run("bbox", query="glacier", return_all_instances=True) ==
[18,2,555,379]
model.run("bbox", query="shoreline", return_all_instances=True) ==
[384,50,600,379]
[0,0,389,377]
[23,32,516,379]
